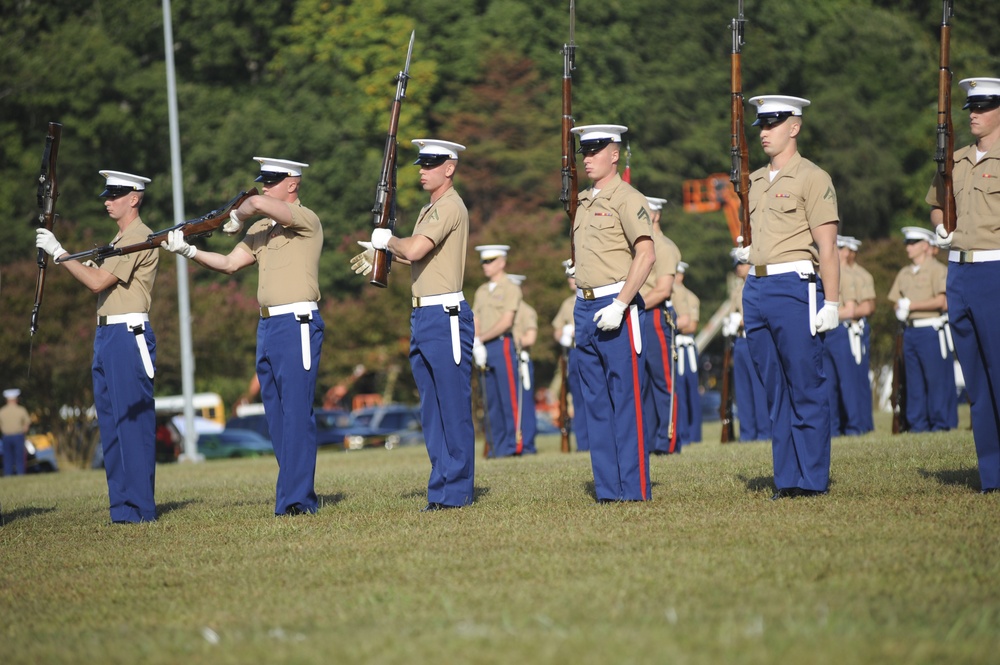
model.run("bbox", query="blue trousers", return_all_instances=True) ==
[93,323,157,522]
[857,321,875,433]
[2,434,26,476]
[574,294,650,501]
[743,273,830,492]
[947,262,1000,489]
[257,311,324,515]
[519,356,537,454]
[733,336,771,441]
[642,307,677,454]
[676,344,702,445]
[483,336,521,457]
[566,348,590,452]
[410,304,475,506]
[903,326,956,433]
[823,325,863,436]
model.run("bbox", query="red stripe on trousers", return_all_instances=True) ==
[503,338,522,453]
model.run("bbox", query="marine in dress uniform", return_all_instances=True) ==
[1,389,31,477]
[472,245,524,457]
[672,262,702,445]
[842,237,877,433]
[37,171,159,522]
[570,124,656,502]
[639,197,682,455]
[927,77,1000,492]
[163,157,324,516]
[551,270,590,452]
[887,227,956,433]
[822,236,862,437]
[508,274,538,455]
[357,139,475,510]
[736,95,841,499]
[724,256,771,442]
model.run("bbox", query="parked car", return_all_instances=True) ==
[197,429,274,460]
[343,405,422,450]
[1,428,59,474]
[227,408,353,449]
[225,413,270,439]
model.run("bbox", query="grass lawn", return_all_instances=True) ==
[1,408,997,665]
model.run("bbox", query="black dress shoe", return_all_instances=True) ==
[421,502,461,512]
[798,489,828,498]
[770,488,802,500]
[283,505,311,516]
[981,488,999,494]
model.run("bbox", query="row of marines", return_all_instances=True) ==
[30,75,1000,520]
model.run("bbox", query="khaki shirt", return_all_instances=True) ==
[887,259,947,321]
[96,216,158,316]
[410,187,469,297]
[926,141,1000,251]
[0,403,31,436]
[473,278,522,336]
[728,272,746,316]
[672,282,700,325]
[573,174,654,288]
[840,263,860,306]
[552,295,575,331]
[237,201,322,307]
[513,301,538,349]
[748,152,840,266]
[640,231,681,300]
[853,263,876,302]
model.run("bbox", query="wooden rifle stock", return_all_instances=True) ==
[719,333,736,443]
[935,0,957,234]
[729,1,751,247]
[370,31,415,288]
[57,188,257,264]
[560,1,578,268]
[558,347,570,452]
[891,322,908,434]
[31,121,62,336]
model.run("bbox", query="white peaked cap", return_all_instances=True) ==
[507,274,526,286]
[571,124,628,144]
[253,157,309,176]
[475,244,509,260]
[748,95,811,125]
[411,139,466,160]
[959,78,1000,108]
[645,197,667,211]
[100,170,151,190]
[3,388,21,399]
[901,226,936,243]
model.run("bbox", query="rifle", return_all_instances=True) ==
[719,332,736,443]
[370,31,415,288]
[57,188,258,264]
[558,346,571,452]
[559,1,578,268]
[891,322,908,434]
[476,364,493,458]
[935,0,957,234]
[30,122,63,337]
[729,0,751,247]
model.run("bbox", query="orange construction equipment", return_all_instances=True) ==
[682,173,742,245]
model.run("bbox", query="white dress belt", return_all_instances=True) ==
[948,249,1000,264]
[752,260,815,277]
[909,316,945,328]
[259,301,318,319]
[411,292,465,308]
[97,313,149,326]
[577,281,625,300]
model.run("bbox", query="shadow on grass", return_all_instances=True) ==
[738,474,775,494]
[918,467,980,491]
[0,505,56,526]
[318,493,346,508]
[157,499,201,517]
[398,486,490,505]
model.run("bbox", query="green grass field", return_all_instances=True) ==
[2,410,997,665]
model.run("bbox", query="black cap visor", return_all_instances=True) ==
[255,171,290,185]
[577,138,615,155]
[413,154,451,167]
[100,185,139,199]
[964,95,1000,111]
[753,112,795,128]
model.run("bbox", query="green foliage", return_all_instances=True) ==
[4,0,1000,412]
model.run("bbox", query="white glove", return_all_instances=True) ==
[559,324,575,348]
[350,241,375,276]
[813,300,840,334]
[35,228,66,259]
[593,298,628,331]
[519,350,531,389]
[562,260,576,277]
[734,237,751,264]
[935,224,954,250]
[160,229,197,259]
[895,297,911,323]
[722,312,741,337]
[371,227,393,250]
[222,210,243,235]
[473,338,487,368]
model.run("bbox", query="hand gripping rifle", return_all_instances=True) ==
[559,1,578,269]
[935,0,957,235]
[31,122,62,336]
[729,1,751,247]
[370,31,415,288]
[57,188,258,264]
